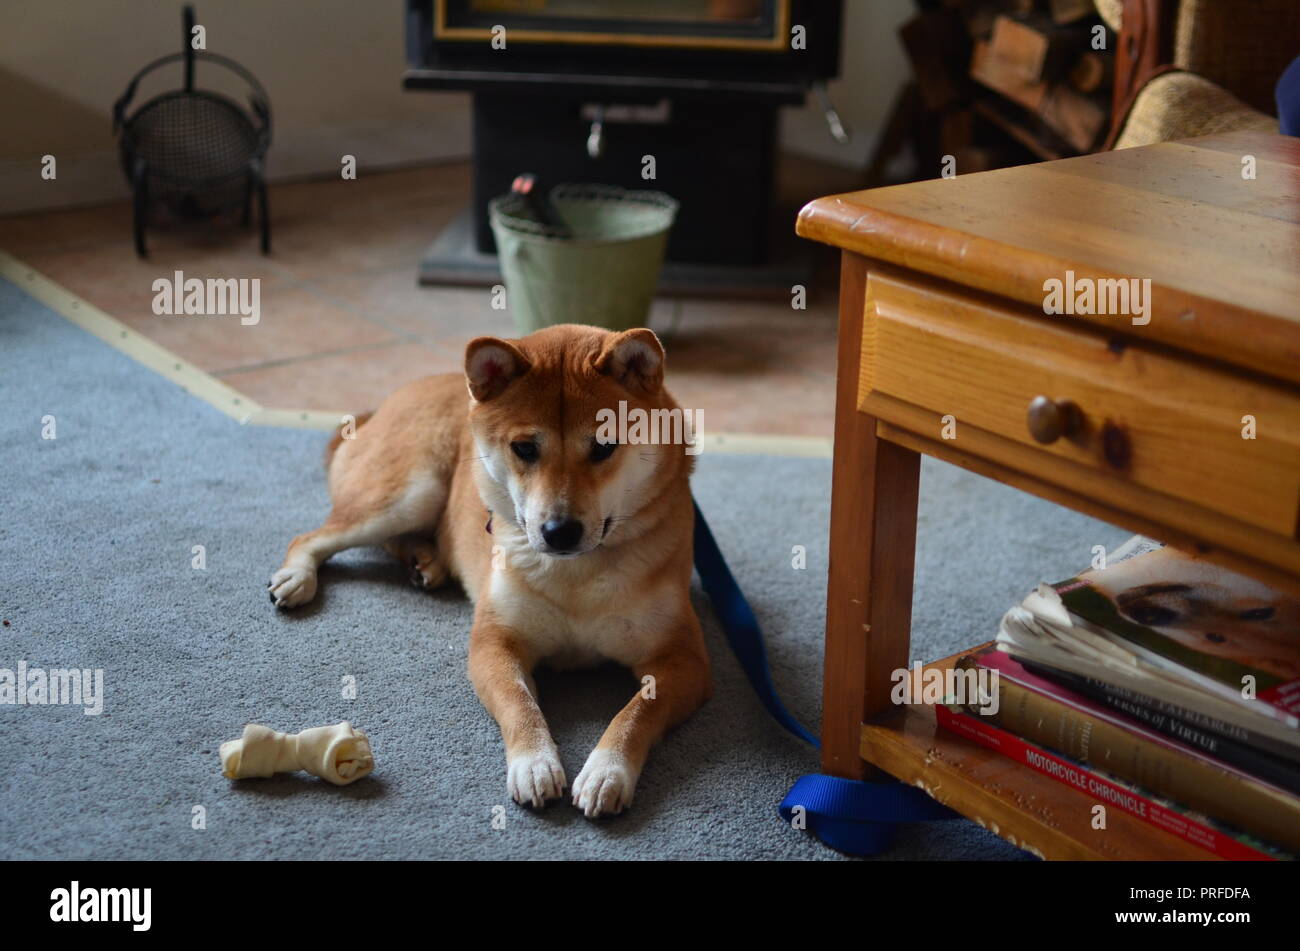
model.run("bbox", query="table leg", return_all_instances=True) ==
[820,252,921,779]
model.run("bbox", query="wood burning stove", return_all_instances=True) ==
[435,0,792,51]
[404,0,843,294]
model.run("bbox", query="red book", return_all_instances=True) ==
[935,703,1283,861]
[981,649,1300,795]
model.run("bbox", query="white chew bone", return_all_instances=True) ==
[219,722,374,786]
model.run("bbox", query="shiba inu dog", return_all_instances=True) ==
[270,324,711,817]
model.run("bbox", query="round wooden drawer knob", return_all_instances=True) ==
[1027,396,1081,444]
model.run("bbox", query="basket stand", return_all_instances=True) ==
[113,5,272,257]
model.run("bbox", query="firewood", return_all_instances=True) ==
[1048,0,1096,23]
[1068,51,1113,92]
[949,145,1004,174]
[974,97,1070,161]
[899,11,972,112]
[970,39,1048,111]
[1038,84,1108,151]
[940,108,976,155]
[960,3,1001,41]
[989,14,1085,83]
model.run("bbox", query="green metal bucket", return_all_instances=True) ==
[489,184,678,334]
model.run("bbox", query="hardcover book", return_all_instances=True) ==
[935,702,1293,862]
[962,648,1300,850]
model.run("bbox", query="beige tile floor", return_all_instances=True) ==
[0,157,859,437]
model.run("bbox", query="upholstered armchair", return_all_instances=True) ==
[1098,0,1295,149]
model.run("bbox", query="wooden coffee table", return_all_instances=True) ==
[796,130,1300,860]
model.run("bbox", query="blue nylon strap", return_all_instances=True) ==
[691,499,819,746]
[692,499,959,856]
[778,774,958,855]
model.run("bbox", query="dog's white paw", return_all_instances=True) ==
[268,566,317,609]
[572,749,638,818]
[507,748,566,809]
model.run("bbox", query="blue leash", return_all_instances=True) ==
[692,500,959,856]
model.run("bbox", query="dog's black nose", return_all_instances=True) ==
[541,518,584,552]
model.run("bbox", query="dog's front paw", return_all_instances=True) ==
[572,749,638,818]
[268,566,317,609]
[507,747,566,809]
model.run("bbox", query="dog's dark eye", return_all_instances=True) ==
[1127,605,1178,627]
[510,441,539,462]
[590,440,617,463]
[1206,632,1227,644]
[1239,607,1274,622]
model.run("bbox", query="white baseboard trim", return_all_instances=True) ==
[0,110,473,216]
[3,248,833,454]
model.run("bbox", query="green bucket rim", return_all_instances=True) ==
[489,184,679,244]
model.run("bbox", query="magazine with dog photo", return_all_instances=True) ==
[998,543,1300,744]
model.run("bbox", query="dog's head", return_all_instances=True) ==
[1090,547,1300,679]
[464,324,691,558]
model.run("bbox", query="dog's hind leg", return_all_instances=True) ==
[384,533,449,590]
[270,472,448,609]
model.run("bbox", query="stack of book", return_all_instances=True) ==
[938,540,1300,860]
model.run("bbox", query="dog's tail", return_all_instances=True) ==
[324,411,374,468]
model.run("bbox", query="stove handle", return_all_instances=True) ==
[813,81,850,144]
[586,106,605,160]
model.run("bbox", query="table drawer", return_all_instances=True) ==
[859,269,1300,537]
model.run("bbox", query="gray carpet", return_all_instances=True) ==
[0,276,1131,860]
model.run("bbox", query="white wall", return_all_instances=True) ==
[1,0,907,214]
[0,0,471,213]
[779,0,915,168]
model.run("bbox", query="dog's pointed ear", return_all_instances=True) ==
[465,337,531,402]
[593,328,664,395]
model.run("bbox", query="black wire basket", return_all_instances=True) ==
[112,5,272,257]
